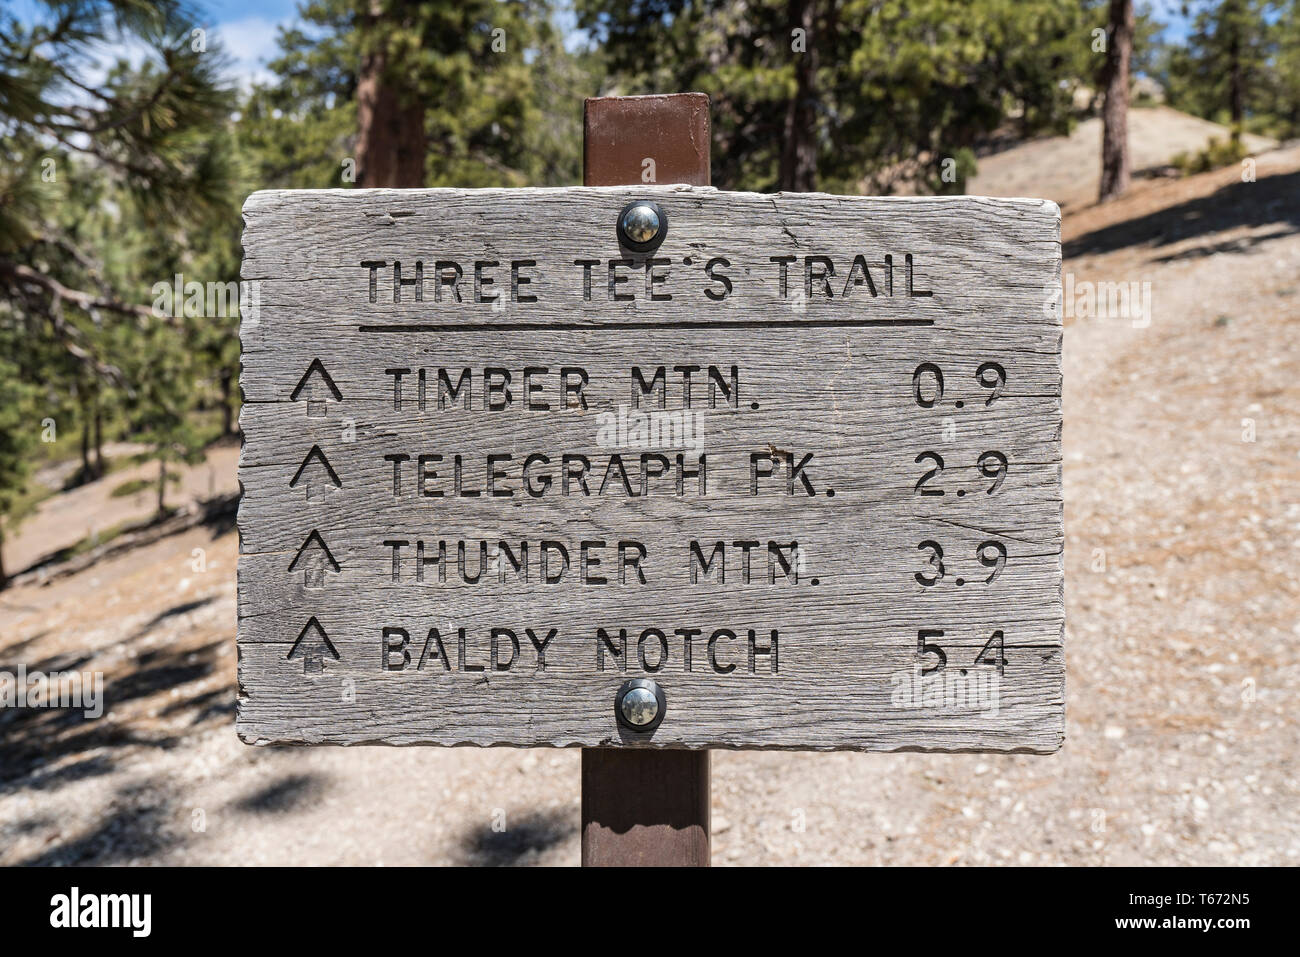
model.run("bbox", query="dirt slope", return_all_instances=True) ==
[1,148,1297,866]
[970,105,1276,212]
[7,442,240,576]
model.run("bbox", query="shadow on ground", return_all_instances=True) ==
[0,482,243,864]
[1063,169,1300,261]
[128,597,217,642]
[15,778,181,866]
[460,809,576,866]
[0,621,231,795]
[231,773,328,814]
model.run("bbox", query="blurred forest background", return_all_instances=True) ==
[1,0,1299,585]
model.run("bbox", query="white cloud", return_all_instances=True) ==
[217,17,289,89]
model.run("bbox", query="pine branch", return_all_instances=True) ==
[0,259,152,320]
[33,233,116,299]
[0,262,127,384]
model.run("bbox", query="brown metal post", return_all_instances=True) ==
[580,93,711,867]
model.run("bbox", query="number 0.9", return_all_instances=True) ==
[912,363,944,408]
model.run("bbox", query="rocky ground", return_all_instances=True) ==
[1,142,1297,867]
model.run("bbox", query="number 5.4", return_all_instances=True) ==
[914,629,1006,676]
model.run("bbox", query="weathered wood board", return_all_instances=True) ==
[237,185,1064,752]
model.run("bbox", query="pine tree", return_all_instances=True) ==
[0,354,39,589]
[240,0,587,191]
[0,1,238,528]
[1275,1,1300,136]
[576,0,1093,194]
[1165,0,1277,140]
[115,321,207,515]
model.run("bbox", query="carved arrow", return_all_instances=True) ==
[287,617,339,674]
[290,358,342,417]
[289,445,341,502]
[287,529,340,588]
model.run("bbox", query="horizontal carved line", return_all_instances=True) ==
[358,318,937,333]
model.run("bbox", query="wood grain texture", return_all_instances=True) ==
[237,185,1064,752]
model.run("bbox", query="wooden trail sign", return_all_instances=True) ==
[237,185,1064,752]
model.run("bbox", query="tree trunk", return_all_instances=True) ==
[1098,0,1134,202]
[79,404,92,482]
[1228,15,1244,142]
[93,394,105,479]
[355,1,426,188]
[779,0,818,192]
[0,525,7,591]
[157,456,166,515]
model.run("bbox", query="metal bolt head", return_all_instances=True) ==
[614,678,666,732]
[617,201,668,251]
[620,687,659,727]
[621,204,661,244]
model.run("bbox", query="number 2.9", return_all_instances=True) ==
[977,451,1008,494]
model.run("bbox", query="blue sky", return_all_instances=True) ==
[205,3,298,86]
[214,0,298,16]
